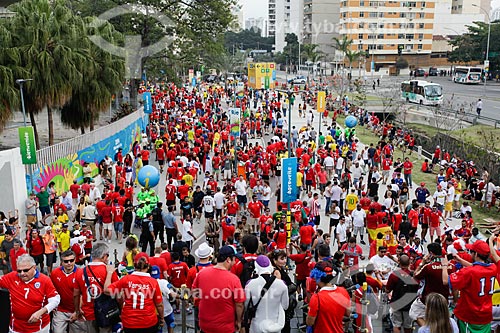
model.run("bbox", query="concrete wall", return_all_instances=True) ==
[0,148,28,218]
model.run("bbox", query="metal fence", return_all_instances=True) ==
[35,109,144,170]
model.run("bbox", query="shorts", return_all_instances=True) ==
[204,211,214,219]
[166,199,176,207]
[491,306,500,330]
[45,252,56,266]
[223,169,231,179]
[353,226,364,236]
[164,312,176,328]
[26,215,37,224]
[114,222,123,233]
[313,216,320,226]
[330,218,339,228]
[158,159,165,166]
[194,206,203,214]
[409,298,426,321]
[410,227,418,237]
[382,170,390,178]
[390,309,413,329]
[306,180,313,186]
[457,318,491,333]
[103,222,113,231]
[429,226,442,237]
[454,194,461,201]
[237,195,247,205]
[33,254,44,266]
[445,202,453,212]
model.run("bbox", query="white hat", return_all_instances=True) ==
[254,255,274,276]
[194,242,214,259]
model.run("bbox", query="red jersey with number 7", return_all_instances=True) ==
[0,271,59,333]
[449,261,498,325]
[168,261,189,288]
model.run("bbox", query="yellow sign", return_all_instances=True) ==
[317,91,326,113]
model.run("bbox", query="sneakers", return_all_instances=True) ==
[360,240,366,245]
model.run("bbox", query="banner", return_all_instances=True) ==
[18,126,37,165]
[228,108,241,137]
[281,157,297,203]
[317,91,326,113]
[143,92,153,114]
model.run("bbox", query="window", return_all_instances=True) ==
[408,12,416,18]
[400,12,406,17]
[369,12,378,17]
[418,33,423,39]
[421,1,426,6]
[342,12,347,18]
[378,33,384,39]
[406,44,414,50]
[418,44,423,50]
[359,22,365,28]
[369,23,377,29]
[360,11,365,17]
[458,5,462,8]
[359,33,364,39]
[368,33,376,39]
[400,23,406,28]
[377,44,384,50]
[379,23,385,28]
[358,44,364,50]
[408,23,414,28]
[360,0,365,5]
[409,2,417,7]
[419,23,424,28]
[418,12,425,18]
[406,34,414,39]
[398,33,405,39]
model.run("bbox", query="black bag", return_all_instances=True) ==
[239,257,257,287]
[83,266,121,328]
[245,275,276,323]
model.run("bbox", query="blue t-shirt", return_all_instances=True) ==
[415,187,429,203]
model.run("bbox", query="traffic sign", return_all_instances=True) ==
[264,76,270,89]
[317,91,326,113]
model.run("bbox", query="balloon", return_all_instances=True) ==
[345,115,358,128]
[137,165,160,188]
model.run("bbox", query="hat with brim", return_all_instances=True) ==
[195,242,214,259]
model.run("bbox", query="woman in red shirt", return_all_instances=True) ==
[106,253,164,332]
[27,229,45,271]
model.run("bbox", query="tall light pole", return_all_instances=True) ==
[472,4,491,93]
[16,78,35,192]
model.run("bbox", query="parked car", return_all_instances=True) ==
[428,67,438,76]
[288,75,306,85]
[414,68,426,77]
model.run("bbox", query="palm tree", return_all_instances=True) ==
[345,49,363,77]
[302,43,323,74]
[332,36,354,70]
[61,18,124,133]
[7,0,85,148]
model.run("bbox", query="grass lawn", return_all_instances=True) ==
[335,114,500,229]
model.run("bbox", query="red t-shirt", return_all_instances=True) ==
[177,185,189,200]
[414,259,455,304]
[10,248,27,272]
[165,184,177,201]
[160,251,172,267]
[51,266,80,313]
[449,261,497,324]
[299,225,315,245]
[156,147,165,161]
[0,271,59,333]
[168,261,189,288]
[112,205,124,223]
[231,254,259,277]
[108,272,162,329]
[289,252,312,280]
[341,243,363,267]
[429,211,442,228]
[408,209,419,228]
[226,202,239,216]
[248,201,264,218]
[149,256,168,278]
[403,161,413,174]
[308,286,350,333]
[141,150,150,161]
[75,263,119,321]
[366,214,379,230]
[186,263,213,289]
[221,222,235,242]
[192,266,246,333]
[69,184,80,199]
[100,205,113,224]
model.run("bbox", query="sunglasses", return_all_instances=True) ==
[63,259,75,263]
[17,265,35,273]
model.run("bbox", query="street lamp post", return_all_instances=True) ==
[472,4,491,94]
[15,78,35,192]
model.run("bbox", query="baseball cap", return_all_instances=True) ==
[466,240,490,256]
[150,265,161,279]
[420,182,425,186]
[218,245,243,260]
[134,252,150,265]
[361,191,366,196]
[62,223,68,228]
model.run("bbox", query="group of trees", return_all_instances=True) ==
[0,0,236,149]
[448,21,500,70]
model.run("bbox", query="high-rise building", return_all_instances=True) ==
[433,0,486,35]
[303,0,340,55]
[493,7,500,22]
[268,0,290,52]
[231,5,245,32]
[339,0,435,69]
[245,17,268,37]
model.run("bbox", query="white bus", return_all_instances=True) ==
[401,80,443,106]
[453,66,482,84]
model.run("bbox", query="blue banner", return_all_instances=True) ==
[281,157,297,203]
[143,92,153,114]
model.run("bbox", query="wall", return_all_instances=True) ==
[0,148,28,217]
[30,110,146,195]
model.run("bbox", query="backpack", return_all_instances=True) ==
[239,257,257,287]
[244,275,276,327]
[389,269,418,311]
[83,267,120,328]
[152,208,162,222]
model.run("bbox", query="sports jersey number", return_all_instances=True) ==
[478,277,495,297]
[131,291,145,309]
[24,288,29,299]
[175,270,181,279]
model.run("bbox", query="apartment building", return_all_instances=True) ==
[303,0,340,55]
[339,0,435,69]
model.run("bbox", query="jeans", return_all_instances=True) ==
[325,197,331,214]
[404,173,412,187]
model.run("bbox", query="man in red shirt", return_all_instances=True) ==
[149,247,169,279]
[141,149,150,165]
[247,195,264,233]
[111,199,124,244]
[100,200,113,243]
[51,250,86,332]
[74,243,119,332]
[168,252,190,313]
[10,239,27,272]
[192,245,246,333]
[69,180,80,209]
[299,222,315,247]
[226,196,239,216]
[340,237,365,268]
[442,240,497,332]
[156,146,165,173]
[289,244,312,300]
[0,254,60,333]
[403,157,413,189]
[165,179,177,209]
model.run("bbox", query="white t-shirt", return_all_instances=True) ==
[446,186,455,203]
[262,186,271,201]
[214,192,225,209]
[331,185,342,201]
[203,196,215,213]
[350,165,363,179]
[324,156,334,167]
[336,157,344,170]
[182,220,194,242]
[336,223,348,242]
[351,209,366,227]
[158,279,174,316]
[234,180,247,196]
[369,255,395,279]
[433,190,446,205]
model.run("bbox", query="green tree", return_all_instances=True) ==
[224,29,274,52]
[448,22,500,69]
[6,0,88,148]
